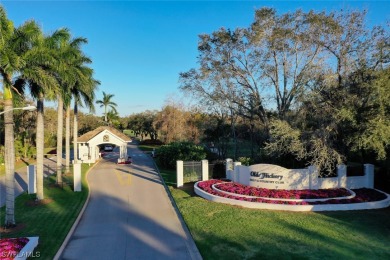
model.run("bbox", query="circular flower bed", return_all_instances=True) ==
[195,179,390,211]
[213,182,355,202]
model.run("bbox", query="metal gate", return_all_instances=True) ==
[183,161,202,183]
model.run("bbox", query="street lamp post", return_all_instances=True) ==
[0,105,37,115]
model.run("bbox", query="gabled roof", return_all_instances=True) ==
[78,126,131,143]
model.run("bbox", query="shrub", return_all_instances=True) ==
[140,139,164,145]
[156,141,207,169]
[238,157,252,166]
[211,160,226,179]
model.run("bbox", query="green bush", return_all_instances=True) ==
[238,157,252,166]
[156,141,207,169]
[140,139,164,145]
[15,139,36,160]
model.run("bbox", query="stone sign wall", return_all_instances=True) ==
[235,164,313,190]
[226,160,375,190]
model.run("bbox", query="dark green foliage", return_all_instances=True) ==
[139,139,164,145]
[156,141,207,169]
[211,160,225,179]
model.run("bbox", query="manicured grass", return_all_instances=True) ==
[160,170,390,259]
[0,146,58,176]
[123,129,135,137]
[0,160,31,177]
[138,144,160,152]
[0,164,91,260]
[159,168,176,186]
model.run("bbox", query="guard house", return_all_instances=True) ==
[77,126,132,163]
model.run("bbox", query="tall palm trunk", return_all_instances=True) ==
[73,102,78,163]
[36,94,45,200]
[56,96,64,184]
[65,105,70,173]
[4,96,15,226]
[104,105,107,123]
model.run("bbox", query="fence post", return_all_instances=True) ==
[226,159,233,180]
[202,160,209,181]
[337,164,347,188]
[364,164,374,188]
[233,162,242,183]
[177,160,184,188]
[27,165,36,194]
[308,166,318,189]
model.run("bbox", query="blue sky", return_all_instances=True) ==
[1,1,389,117]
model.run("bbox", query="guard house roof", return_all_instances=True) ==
[78,126,131,143]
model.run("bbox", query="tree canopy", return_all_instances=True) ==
[180,7,390,173]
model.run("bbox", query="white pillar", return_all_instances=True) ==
[337,164,347,188]
[226,158,233,180]
[308,166,318,190]
[73,163,82,192]
[364,164,374,188]
[119,145,123,159]
[234,162,242,183]
[177,160,184,188]
[124,145,128,159]
[202,160,209,181]
[27,165,36,194]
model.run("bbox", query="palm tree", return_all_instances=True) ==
[70,69,99,165]
[0,7,42,225]
[64,60,99,168]
[96,92,117,123]
[23,29,67,200]
[54,35,90,184]
[65,105,71,173]
[106,109,120,126]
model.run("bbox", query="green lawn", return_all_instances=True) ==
[160,169,390,259]
[0,159,32,176]
[138,144,160,152]
[0,164,91,260]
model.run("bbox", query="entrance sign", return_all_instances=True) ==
[236,164,310,190]
[229,161,375,190]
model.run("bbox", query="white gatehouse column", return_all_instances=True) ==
[117,144,128,163]
[119,144,127,159]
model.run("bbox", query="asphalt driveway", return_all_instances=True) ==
[58,144,201,259]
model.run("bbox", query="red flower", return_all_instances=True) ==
[196,180,387,205]
[0,237,29,259]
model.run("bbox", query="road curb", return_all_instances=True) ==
[53,160,100,260]
[151,157,203,260]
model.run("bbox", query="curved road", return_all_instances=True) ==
[59,144,201,260]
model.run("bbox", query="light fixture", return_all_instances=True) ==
[0,105,37,115]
